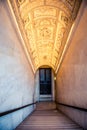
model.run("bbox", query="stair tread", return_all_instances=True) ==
[16,102,82,130]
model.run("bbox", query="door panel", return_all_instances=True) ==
[39,68,51,95]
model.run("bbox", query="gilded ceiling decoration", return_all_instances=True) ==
[8,0,82,73]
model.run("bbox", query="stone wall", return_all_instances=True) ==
[56,0,87,129]
[0,1,35,130]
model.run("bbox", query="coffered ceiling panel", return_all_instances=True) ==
[8,0,82,72]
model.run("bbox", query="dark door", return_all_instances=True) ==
[39,68,51,95]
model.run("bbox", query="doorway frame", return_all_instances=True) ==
[39,68,55,101]
[34,68,55,102]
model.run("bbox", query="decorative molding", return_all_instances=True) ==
[8,0,82,72]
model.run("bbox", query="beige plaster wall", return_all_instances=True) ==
[56,0,87,129]
[0,1,35,130]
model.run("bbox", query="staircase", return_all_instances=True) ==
[36,101,56,110]
[39,95,52,101]
[16,102,83,130]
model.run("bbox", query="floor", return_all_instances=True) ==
[16,102,83,130]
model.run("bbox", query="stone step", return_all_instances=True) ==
[36,101,56,110]
[16,109,82,130]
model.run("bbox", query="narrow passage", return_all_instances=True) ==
[16,102,82,130]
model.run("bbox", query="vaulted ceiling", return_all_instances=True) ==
[8,0,82,73]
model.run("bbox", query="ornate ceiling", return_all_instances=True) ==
[8,0,82,73]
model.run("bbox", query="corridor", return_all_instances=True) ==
[0,0,87,130]
[16,102,82,130]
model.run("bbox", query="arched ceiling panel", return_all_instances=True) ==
[8,0,82,72]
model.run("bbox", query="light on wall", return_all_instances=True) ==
[54,77,56,81]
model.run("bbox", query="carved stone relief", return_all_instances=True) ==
[8,0,82,72]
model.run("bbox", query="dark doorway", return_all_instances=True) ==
[39,68,51,95]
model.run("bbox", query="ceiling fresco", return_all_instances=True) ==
[8,0,82,73]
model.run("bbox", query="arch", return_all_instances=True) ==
[8,0,82,73]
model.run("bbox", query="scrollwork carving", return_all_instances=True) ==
[17,0,25,4]
[8,0,82,72]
